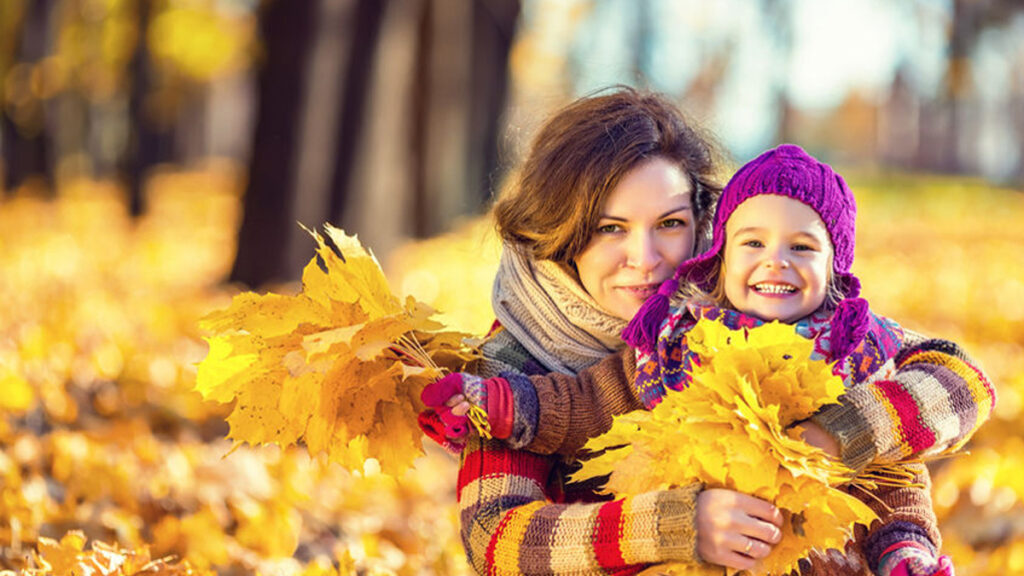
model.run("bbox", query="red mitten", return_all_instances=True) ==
[420,373,515,441]
[421,373,466,407]
[417,409,468,453]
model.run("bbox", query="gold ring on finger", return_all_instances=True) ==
[744,538,753,554]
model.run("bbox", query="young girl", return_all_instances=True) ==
[422,144,993,575]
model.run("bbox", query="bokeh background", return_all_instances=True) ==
[1,1,1024,574]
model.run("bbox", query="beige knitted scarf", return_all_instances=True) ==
[491,244,627,375]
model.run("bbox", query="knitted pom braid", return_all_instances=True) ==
[621,276,677,354]
[829,297,870,363]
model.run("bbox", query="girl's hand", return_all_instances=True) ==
[419,373,515,446]
[792,420,841,458]
[696,488,783,571]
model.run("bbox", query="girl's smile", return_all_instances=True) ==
[750,281,799,296]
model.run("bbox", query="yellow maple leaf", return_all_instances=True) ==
[572,318,877,575]
[36,530,88,574]
[196,224,479,474]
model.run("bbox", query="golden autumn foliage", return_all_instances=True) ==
[572,319,877,576]
[8,530,214,576]
[1,169,1023,574]
[195,224,479,474]
[0,172,471,575]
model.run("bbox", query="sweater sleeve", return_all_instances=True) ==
[520,348,645,457]
[858,463,940,572]
[457,435,702,576]
[811,331,997,472]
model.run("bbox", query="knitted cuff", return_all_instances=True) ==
[653,484,703,565]
[525,372,571,455]
[499,371,540,450]
[877,541,949,576]
[461,373,487,407]
[864,521,936,572]
[484,377,514,439]
[811,401,878,472]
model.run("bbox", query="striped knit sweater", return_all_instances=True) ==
[458,330,705,575]
[458,435,702,575]
[457,312,993,575]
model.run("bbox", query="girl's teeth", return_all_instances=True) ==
[755,283,796,294]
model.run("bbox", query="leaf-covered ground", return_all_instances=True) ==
[1,166,1023,574]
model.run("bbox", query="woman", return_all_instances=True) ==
[444,87,981,575]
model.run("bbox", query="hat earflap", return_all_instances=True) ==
[828,272,869,363]
[621,276,676,354]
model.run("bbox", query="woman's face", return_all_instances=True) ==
[575,157,696,321]
[722,194,832,323]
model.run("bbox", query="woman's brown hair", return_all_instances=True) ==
[493,86,725,273]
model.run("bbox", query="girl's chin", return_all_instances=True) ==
[751,309,806,324]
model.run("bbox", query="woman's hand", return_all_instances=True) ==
[695,488,783,571]
[792,420,841,458]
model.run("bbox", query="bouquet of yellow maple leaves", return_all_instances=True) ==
[571,318,878,576]
[195,224,479,474]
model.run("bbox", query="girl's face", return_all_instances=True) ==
[575,157,696,321]
[722,194,832,323]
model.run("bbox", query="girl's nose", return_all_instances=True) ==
[763,248,790,269]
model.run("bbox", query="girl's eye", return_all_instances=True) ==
[597,223,623,234]
[792,243,815,252]
[742,239,763,248]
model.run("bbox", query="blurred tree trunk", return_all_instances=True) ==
[284,0,387,271]
[233,0,395,287]
[234,0,518,286]
[410,0,519,238]
[0,0,26,195]
[342,0,518,259]
[230,0,318,287]
[1,0,54,194]
[467,0,520,208]
[943,0,973,173]
[328,0,388,227]
[124,0,176,217]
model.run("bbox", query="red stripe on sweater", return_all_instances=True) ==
[592,499,627,570]
[458,442,553,496]
[485,509,513,576]
[876,380,936,452]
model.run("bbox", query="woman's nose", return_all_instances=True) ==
[625,232,660,270]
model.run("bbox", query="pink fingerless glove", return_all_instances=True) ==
[417,373,514,452]
[878,541,955,576]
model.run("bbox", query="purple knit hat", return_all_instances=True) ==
[622,144,870,360]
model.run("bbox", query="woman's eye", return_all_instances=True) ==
[597,223,623,234]
[659,218,688,229]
